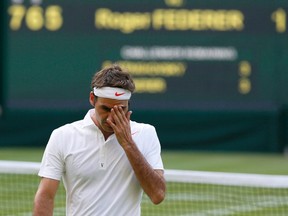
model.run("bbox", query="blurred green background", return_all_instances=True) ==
[1,1,288,154]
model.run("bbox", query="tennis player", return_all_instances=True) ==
[33,64,166,216]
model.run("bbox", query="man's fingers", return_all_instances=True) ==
[112,106,127,123]
[126,111,132,121]
[106,117,116,129]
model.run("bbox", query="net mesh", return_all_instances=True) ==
[0,161,288,216]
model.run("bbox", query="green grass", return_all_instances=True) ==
[0,148,288,215]
[162,150,288,175]
[0,148,44,162]
[141,184,288,216]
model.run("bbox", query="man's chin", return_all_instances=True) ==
[105,128,114,133]
[102,124,114,133]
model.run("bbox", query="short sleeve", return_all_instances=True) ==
[140,125,164,170]
[38,128,65,181]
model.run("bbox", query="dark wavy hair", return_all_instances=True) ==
[91,64,135,93]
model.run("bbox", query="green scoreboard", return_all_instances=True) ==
[2,0,288,152]
[3,0,288,111]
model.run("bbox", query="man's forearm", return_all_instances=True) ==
[123,142,166,204]
[33,194,54,216]
[107,106,166,203]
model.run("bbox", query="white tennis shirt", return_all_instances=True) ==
[38,109,164,216]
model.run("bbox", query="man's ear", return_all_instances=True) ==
[89,92,95,106]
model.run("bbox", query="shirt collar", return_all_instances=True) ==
[82,109,96,128]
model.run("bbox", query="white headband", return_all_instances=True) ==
[93,87,132,100]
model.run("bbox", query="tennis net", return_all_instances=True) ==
[0,160,288,216]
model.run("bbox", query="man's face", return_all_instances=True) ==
[93,96,129,133]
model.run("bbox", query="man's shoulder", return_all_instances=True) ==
[53,110,92,133]
[52,119,84,135]
[130,121,156,132]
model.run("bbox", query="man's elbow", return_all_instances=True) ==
[151,186,166,205]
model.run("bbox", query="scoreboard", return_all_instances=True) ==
[3,0,288,111]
